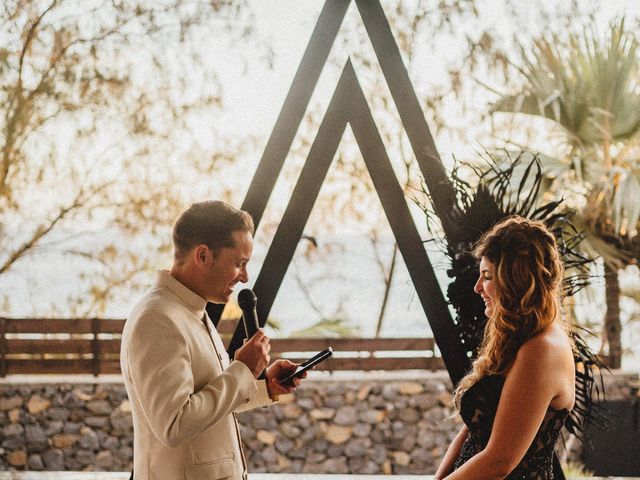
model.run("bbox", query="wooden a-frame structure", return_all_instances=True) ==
[208,0,468,385]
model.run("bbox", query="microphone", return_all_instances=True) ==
[237,288,259,339]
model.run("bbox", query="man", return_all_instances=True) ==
[121,200,302,480]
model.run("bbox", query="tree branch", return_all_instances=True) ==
[17,0,58,96]
[0,175,118,275]
[1,1,58,196]
[0,202,77,275]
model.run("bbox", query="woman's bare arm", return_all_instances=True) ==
[434,424,468,479]
[443,334,567,479]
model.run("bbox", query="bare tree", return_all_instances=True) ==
[0,0,264,315]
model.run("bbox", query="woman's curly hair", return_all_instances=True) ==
[454,216,568,408]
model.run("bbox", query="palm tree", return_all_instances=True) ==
[493,19,640,368]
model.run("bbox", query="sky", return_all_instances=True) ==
[3,0,640,368]
[213,0,639,151]
[198,0,640,369]
[173,1,640,366]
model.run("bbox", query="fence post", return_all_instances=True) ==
[431,340,437,372]
[91,317,101,376]
[0,318,6,377]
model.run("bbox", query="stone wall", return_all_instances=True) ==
[0,371,637,474]
[237,372,459,475]
[0,381,132,471]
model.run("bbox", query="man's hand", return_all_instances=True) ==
[234,329,270,379]
[265,359,307,397]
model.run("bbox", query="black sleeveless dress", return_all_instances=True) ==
[452,374,569,479]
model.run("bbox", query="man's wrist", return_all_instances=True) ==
[263,368,279,401]
[268,389,279,402]
[265,376,279,401]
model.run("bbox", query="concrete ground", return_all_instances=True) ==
[0,474,637,479]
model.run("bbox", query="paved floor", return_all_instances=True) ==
[0,474,637,479]
[0,475,430,479]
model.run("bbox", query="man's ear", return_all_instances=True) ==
[194,245,208,266]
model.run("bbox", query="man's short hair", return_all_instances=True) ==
[172,200,254,260]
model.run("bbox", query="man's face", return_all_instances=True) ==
[204,230,253,303]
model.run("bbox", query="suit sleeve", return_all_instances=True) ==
[235,379,278,413]
[125,311,258,447]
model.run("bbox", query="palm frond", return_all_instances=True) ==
[566,326,612,439]
[494,19,640,146]
[418,149,605,437]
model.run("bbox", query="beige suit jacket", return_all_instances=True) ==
[121,271,276,480]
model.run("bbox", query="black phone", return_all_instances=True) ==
[280,347,333,385]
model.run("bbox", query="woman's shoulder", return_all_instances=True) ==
[516,322,572,367]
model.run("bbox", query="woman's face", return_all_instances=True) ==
[474,256,497,318]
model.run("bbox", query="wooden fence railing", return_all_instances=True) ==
[0,318,443,376]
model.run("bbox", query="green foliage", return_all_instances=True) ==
[494,18,640,264]
[492,16,640,368]
[418,149,605,440]
[495,20,640,146]
[562,461,594,478]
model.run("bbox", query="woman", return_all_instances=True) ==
[435,216,575,479]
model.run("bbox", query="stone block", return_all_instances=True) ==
[46,407,70,421]
[8,408,21,423]
[25,423,49,451]
[308,407,333,421]
[110,411,133,432]
[322,456,348,473]
[42,448,64,470]
[398,407,421,423]
[27,395,51,414]
[344,437,371,457]
[52,433,79,449]
[8,450,27,467]
[3,422,24,436]
[27,453,45,470]
[0,396,23,411]
[352,422,372,437]
[359,408,385,424]
[256,429,276,445]
[86,415,110,428]
[75,448,96,465]
[334,405,357,425]
[87,399,111,415]
[357,384,372,400]
[95,450,113,468]
[79,427,100,450]
[398,382,425,395]
[325,424,352,444]
[393,450,412,466]
[2,434,25,449]
[281,403,303,419]
[348,456,379,474]
[118,399,131,413]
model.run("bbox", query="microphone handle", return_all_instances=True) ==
[241,315,250,339]
[241,309,266,380]
[250,309,259,336]
[242,309,260,338]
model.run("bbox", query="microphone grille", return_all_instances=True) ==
[237,288,257,310]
